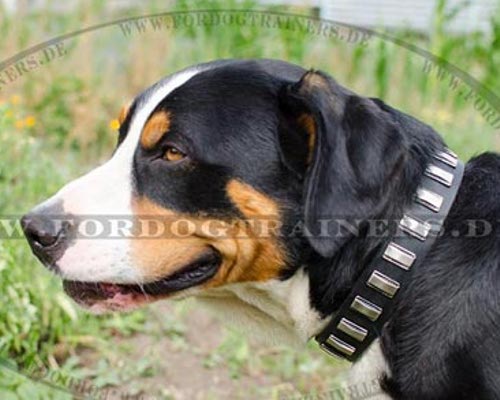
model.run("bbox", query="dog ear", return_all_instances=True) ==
[279,70,407,257]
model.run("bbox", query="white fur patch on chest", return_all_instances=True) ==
[196,269,391,399]
[196,268,326,347]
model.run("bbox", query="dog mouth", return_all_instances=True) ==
[62,248,222,312]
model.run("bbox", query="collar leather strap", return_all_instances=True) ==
[315,148,464,362]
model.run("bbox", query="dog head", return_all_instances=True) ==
[21,59,407,341]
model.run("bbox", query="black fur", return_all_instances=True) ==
[124,59,500,399]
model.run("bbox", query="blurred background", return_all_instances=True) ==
[0,0,499,399]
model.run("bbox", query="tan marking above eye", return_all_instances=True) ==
[118,102,131,126]
[141,110,171,150]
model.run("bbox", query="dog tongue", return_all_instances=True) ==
[62,280,153,314]
[99,282,122,296]
[63,280,125,302]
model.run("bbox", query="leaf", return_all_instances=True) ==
[16,381,43,400]
[0,390,19,400]
[54,293,78,322]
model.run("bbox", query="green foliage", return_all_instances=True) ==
[0,0,499,397]
[0,103,67,361]
[0,101,147,397]
[0,103,77,397]
[30,76,86,148]
[374,39,389,98]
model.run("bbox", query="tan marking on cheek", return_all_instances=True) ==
[130,197,209,282]
[203,180,287,286]
[297,113,317,164]
[130,182,287,292]
[140,111,171,150]
[225,180,280,217]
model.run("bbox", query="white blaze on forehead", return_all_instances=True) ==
[37,67,201,283]
[115,68,201,162]
[57,67,201,215]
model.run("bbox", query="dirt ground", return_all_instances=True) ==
[78,302,348,400]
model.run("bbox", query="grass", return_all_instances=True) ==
[0,0,499,398]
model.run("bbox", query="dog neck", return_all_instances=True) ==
[196,269,327,346]
[194,150,438,347]
[196,134,449,347]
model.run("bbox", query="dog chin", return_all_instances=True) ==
[61,247,223,312]
[62,281,158,314]
[86,294,154,314]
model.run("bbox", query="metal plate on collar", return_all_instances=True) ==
[416,188,444,213]
[383,242,416,270]
[400,214,431,241]
[367,270,400,298]
[337,318,368,342]
[350,295,383,321]
[325,335,356,357]
[434,149,458,168]
[425,165,454,187]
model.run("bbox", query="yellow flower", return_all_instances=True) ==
[109,119,120,131]
[15,119,25,129]
[5,109,13,118]
[10,95,21,105]
[436,109,452,124]
[25,115,36,127]
[421,108,433,119]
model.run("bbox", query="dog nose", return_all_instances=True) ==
[21,210,72,269]
[21,213,61,247]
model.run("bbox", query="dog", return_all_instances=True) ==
[21,59,500,399]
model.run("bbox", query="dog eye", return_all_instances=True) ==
[164,145,186,162]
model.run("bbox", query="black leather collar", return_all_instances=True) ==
[315,148,465,362]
